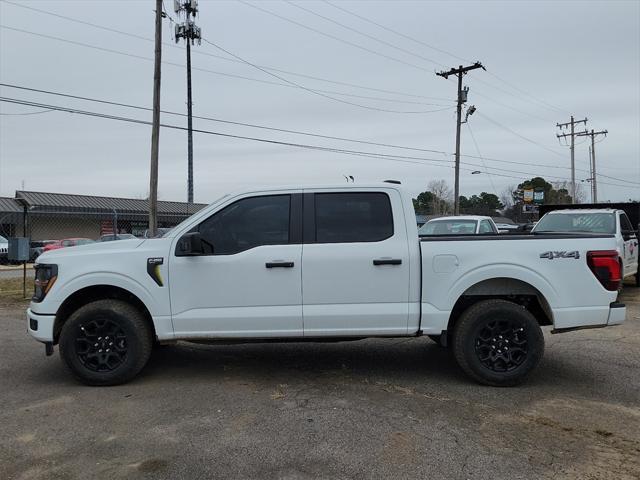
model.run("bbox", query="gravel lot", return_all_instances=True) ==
[1,284,639,480]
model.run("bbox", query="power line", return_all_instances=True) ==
[1,96,637,191]
[0,83,444,154]
[478,112,566,158]
[466,123,498,197]
[238,0,433,73]
[280,0,568,119]
[0,96,453,168]
[322,0,469,64]
[320,0,569,115]
[0,0,451,103]
[3,82,637,186]
[284,0,447,68]
[201,38,452,114]
[0,108,54,115]
[0,25,448,111]
[2,0,568,122]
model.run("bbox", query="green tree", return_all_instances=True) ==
[515,177,573,205]
[412,191,435,213]
[459,192,504,215]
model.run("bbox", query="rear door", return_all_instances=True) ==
[301,189,411,336]
[620,212,639,277]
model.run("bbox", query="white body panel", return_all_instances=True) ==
[169,244,303,337]
[27,184,625,346]
[419,235,620,332]
[301,188,411,336]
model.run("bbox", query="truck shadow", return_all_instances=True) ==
[140,336,611,394]
[143,338,467,385]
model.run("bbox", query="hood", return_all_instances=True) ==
[37,238,147,263]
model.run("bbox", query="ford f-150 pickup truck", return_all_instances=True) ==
[27,184,627,386]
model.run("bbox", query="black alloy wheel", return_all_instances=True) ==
[59,299,153,386]
[474,319,528,372]
[452,299,544,387]
[75,318,128,372]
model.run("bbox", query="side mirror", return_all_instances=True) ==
[176,231,204,256]
[622,229,638,240]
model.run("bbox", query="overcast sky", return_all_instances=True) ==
[1,0,639,204]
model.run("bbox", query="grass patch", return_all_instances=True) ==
[0,277,32,308]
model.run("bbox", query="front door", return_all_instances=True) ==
[301,189,411,336]
[169,192,303,338]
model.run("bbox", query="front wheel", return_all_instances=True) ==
[59,299,153,386]
[452,299,544,387]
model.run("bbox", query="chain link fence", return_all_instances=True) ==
[0,199,204,297]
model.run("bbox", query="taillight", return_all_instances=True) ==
[586,250,621,291]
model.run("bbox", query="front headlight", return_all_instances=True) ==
[33,264,58,302]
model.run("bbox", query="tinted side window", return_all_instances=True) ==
[620,213,633,232]
[197,195,290,255]
[479,220,494,234]
[315,192,393,243]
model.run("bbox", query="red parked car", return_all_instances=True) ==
[42,238,94,252]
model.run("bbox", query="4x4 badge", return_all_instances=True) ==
[539,251,580,260]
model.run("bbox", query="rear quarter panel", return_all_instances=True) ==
[419,235,620,332]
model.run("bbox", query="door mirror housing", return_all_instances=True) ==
[176,231,205,256]
[621,229,638,241]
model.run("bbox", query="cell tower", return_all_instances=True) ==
[174,0,201,204]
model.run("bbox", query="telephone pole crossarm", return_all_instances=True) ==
[556,116,588,204]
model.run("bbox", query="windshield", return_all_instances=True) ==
[419,220,478,235]
[0,235,6,243]
[534,212,615,234]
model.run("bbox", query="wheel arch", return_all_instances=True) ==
[446,277,554,335]
[53,284,156,344]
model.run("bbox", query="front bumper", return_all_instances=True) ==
[27,308,55,342]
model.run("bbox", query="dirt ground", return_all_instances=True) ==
[0,281,639,480]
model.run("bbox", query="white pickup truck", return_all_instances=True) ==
[27,183,626,386]
[532,208,639,284]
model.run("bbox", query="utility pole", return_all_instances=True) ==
[577,128,607,203]
[436,62,485,215]
[174,0,202,204]
[556,116,588,203]
[148,0,163,237]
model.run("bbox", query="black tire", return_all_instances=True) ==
[452,299,544,387]
[59,299,153,386]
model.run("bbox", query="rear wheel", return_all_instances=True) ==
[452,299,544,387]
[59,299,153,386]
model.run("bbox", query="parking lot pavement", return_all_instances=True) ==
[1,287,639,480]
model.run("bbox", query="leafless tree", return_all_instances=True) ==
[427,179,453,215]
[500,185,516,209]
